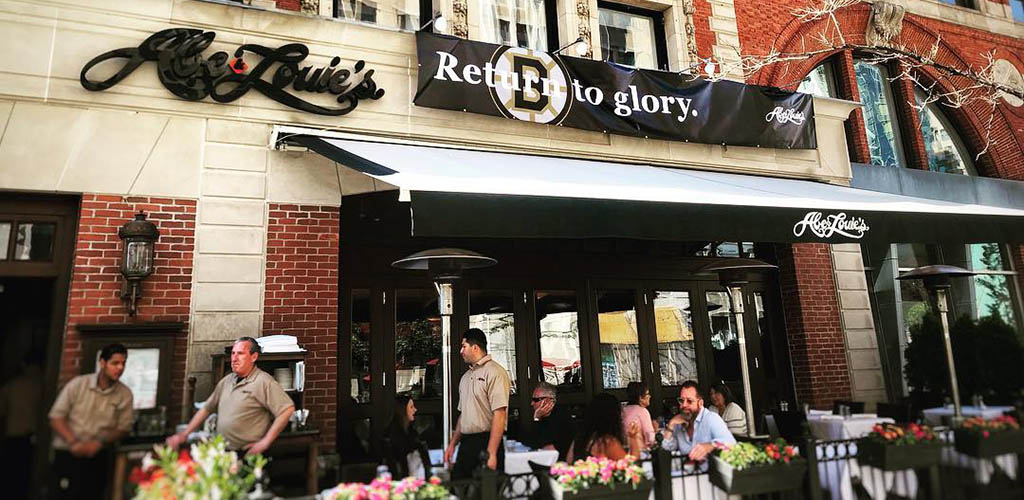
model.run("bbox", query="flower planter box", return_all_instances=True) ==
[953,429,1024,458]
[542,477,651,500]
[857,440,943,471]
[708,455,807,495]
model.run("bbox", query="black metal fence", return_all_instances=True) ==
[450,431,1023,500]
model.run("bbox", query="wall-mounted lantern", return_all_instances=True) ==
[118,212,160,316]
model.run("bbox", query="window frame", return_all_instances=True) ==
[596,1,670,71]
[853,58,909,168]
[797,60,839,98]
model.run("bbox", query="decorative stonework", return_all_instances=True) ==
[300,0,318,15]
[576,0,593,58]
[452,0,469,38]
[683,0,698,66]
[866,1,906,47]
[992,59,1023,108]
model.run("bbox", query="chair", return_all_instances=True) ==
[771,410,807,442]
[877,400,915,423]
[529,460,555,500]
[832,400,865,414]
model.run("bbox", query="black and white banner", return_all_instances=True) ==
[414,32,816,149]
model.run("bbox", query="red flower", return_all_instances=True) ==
[983,430,990,438]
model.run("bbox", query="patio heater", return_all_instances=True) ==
[697,258,777,436]
[392,248,497,457]
[897,264,975,423]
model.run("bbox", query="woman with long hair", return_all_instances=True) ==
[621,381,656,449]
[571,392,643,461]
[708,382,748,437]
[385,394,430,477]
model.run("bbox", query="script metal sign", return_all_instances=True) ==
[414,32,816,149]
[80,28,384,116]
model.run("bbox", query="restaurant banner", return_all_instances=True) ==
[414,32,816,149]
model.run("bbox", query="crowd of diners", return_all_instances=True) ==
[384,328,753,479]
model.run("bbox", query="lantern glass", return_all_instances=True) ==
[123,240,154,277]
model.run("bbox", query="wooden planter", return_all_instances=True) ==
[953,429,1024,458]
[542,477,651,500]
[708,455,807,495]
[857,440,943,471]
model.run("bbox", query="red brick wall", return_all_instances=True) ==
[62,194,196,421]
[276,0,301,11]
[264,204,339,452]
[777,243,852,408]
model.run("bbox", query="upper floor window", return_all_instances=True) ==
[855,60,906,168]
[477,0,552,51]
[336,0,421,30]
[936,0,975,8]
[915,89,976,176]
[1012,0,1024,23]
[797,61,838,98]
[598,2,668,70]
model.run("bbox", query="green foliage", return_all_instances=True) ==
[395,319,441,368]
[905,313,1024,404]
[716,440,799,471]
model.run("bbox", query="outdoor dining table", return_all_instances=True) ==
[806,413,894,440]
[921,405,1014,426]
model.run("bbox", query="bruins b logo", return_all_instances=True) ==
[487,46,573,125]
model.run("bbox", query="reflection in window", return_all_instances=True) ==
[351,289,372,404]
[0,222,10,260]
[478,0,549,51]
[900,278,931,342]
[916,90,975,176]
[337,0,421,30]
[1013,0,1024,23]
[798,62,837,98]
[597,290,640,389]
[896,243,939,269]
[537,291,583,389]
[706,291,740,381]
[395,289,441,398]
[653,291,696,386]
[14,222,55,261]
[753,293,777,379]
[697,242,755,258]
[855,61,905,168]
[599,7,657,69]
[969,243,1017,326]
[469,290,518,393]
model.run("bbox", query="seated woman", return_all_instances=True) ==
[570,393,642,461]
[708,382,748,437]
[621,381,657,449]
[385,395,430,478]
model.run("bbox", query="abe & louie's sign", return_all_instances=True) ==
[414,32,817,149]
[80,28,384,116]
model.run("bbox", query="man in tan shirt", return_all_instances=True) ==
[48,343,134,500]
[444,328,511,479]
[166,337,294,454]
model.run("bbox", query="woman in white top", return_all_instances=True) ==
[708,382,748,437]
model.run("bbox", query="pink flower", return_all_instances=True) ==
[983,430,990,438]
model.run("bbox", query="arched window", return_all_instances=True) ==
[797,61,838,98]
[854,61,906,168]
[915,89,977,176]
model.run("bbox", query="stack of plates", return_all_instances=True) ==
[274,367,294,390]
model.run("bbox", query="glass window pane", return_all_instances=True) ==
[395,289,441,398]
[855,61,905,168]
[125,348,160,410]
[0,222,10,260]
[972,274,1017,325]
[597,290,640,389]
[599,8,657,69]
[900,279,930,341]
[469,290,518,394]
[753,293,777,379]
[1013,0,1024,23]
[337,0,421,31]
[537,291,583,389]
[969,243,1008,271]
[706,291,741,382]
[351,289,372,404]
[653,291,696,386]
[798,63,836,98]
[478,0,549,51]
[14,222,55,261]
[916,90,974,175]
[896,243,939,269]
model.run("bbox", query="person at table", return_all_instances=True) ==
[521,381,574,460]
[385,394,430,478]
[166,337,295,454]
[444,328,511,479]
[708,382,748,437]
[570,393,643,461]
[662,381,735,462]
[621,381,657,449]
[48,343,134,500]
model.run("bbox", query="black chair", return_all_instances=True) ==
[877,400,915,423]
[771,410,807,442]
[529,460,555,500]
[833,400,865,414]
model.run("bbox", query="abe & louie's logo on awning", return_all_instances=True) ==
[793,211,870,239]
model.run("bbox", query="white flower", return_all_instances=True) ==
[141,452,155,471]
[210,485,222,500]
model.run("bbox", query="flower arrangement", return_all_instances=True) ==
[322,475,449,500]
[958,415,1019,438]
[130,435,268,500]
[547,455,647,494]
[714,439,800,470]
[862,422,936,446]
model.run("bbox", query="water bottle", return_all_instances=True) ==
[376,464,391,482]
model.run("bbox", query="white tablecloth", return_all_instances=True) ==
[807,414,894,440]
[504,449,559,474]
[922,405,1014,426]
[815,441,919,500]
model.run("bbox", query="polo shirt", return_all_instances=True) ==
[457,355,511,434]
[204,367,294,450]
[48,373,133,450]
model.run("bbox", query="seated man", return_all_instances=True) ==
[521,382,574,461]
[661,380,736,462]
